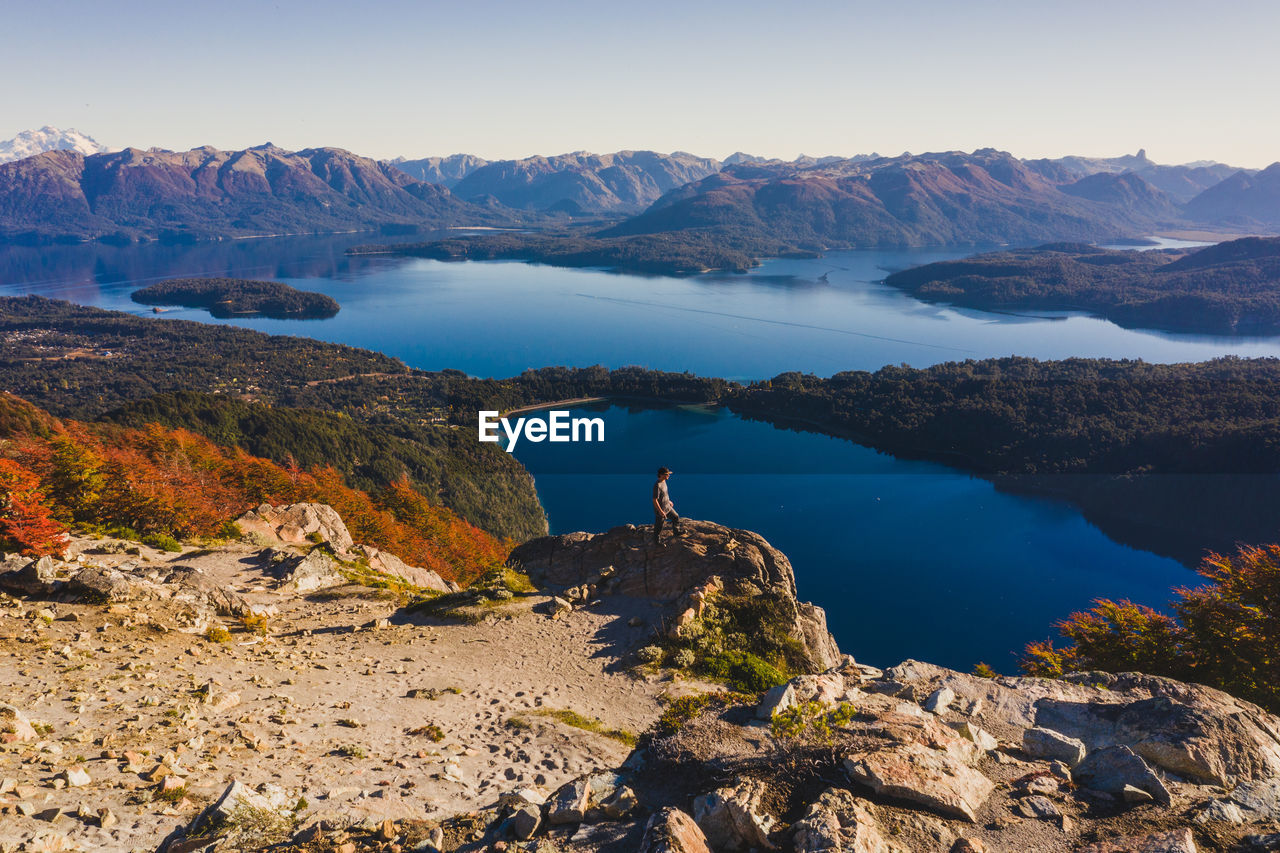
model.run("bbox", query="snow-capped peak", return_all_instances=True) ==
[0,126,110,164]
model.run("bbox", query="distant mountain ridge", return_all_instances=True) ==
[0,143,494,242]
[606,148,1168,249]
[390,153,489,187]
[0,126,108,164]
[432,150,722,214]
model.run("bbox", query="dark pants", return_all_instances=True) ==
[654,509,681,543]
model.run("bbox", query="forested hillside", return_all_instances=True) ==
[0,394,508,585]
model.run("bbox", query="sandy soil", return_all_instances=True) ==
[0,539,685,852]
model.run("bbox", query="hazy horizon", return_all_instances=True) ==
[3,0,1278,168]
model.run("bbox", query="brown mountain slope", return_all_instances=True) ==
[605,149,1165,249]
[0,144,493,241]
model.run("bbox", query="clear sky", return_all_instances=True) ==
[2,0,1277,167]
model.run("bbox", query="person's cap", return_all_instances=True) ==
[657,466,672,475]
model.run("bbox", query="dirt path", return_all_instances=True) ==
[0,540,681,852]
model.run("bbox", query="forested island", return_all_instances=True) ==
[884,236,1280,334]
[348,229,779,275]
[3,295,1279,565]
[131,277,340,319]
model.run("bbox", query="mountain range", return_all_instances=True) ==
[0,128,1276,250]
[606,149,1177,249]
[397,150,722,214]
[0,143,491,242]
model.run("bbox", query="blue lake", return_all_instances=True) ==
[0,234,1270,669]
[511,402,1184,671]
[3,235,1280,380]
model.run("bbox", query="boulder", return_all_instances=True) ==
[236,503,354,553]
[63,565,136,602]
[267,548,344,593]
[547,777,590,825]
[1022,726,1086,766]
[350,545,456,592]
[693,779,777,851]
[1230,776,1280,821]
[840,712,992,822]
[639,807,713,853]
[1076,828,1198,853]
[163,566,256,617]
[845,741,994,823]
[924,687,955,714]
[791,788,894,853]
[0,555,62,596]
[510,520,841,672]
[1033,690,1280,786]
[951,721,997,753]
[507,804,541,840]
[1073,746,1171,806]
[1014,795,1060,819]
[757,672,849,720]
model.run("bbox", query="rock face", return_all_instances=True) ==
[842,714,995,823]
[509,519,841,672]
[639,807,714,853]
[236,503,354,553]
[351,544,457,593]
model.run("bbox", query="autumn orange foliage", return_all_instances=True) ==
[0,458,68,557]
[1023,543,1280,712]
[0,394,507,585]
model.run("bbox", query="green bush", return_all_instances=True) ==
[702,650,788,694]
[142,532,182,552]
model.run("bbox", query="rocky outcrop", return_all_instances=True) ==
[509,519,841,672]
[236,503,355,553]
[351,544,457,593]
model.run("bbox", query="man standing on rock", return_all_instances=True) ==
[652,466,682,546]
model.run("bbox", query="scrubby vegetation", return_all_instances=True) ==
[131,278,340,320]
[0,393,508,586]
[651,692,755,738]
[653,588,809,693]
[770,700,856,743]
[531,708,637,747]
[1023,543,1280,713]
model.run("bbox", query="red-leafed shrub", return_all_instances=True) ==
[1024,544,1280,712]
[0,458,68,557]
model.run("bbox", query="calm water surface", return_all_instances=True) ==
[3,235,1279,379]
[513,402,1184,671]
[0,235,1266,669]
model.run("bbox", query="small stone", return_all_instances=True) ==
[952,720,997,752]
[1022,727,1086,767]
[924,687,955,714]
[508,804,541,840]
[951,840,988,853]
[1122,784,1154,804]
[97,807,118,828]
[336,844,356,853]
[62,766,91,788]
[1015,795,1061,819]
[1194,799,1245,824]
[378,818,398,840]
